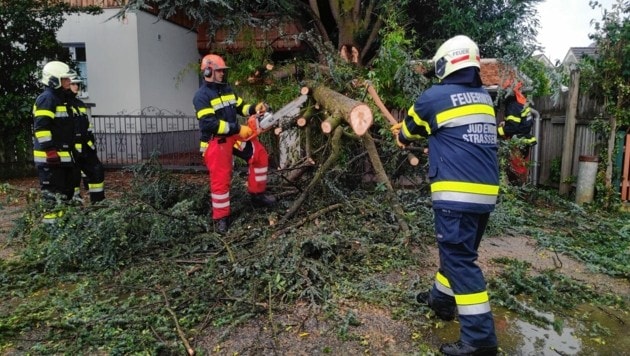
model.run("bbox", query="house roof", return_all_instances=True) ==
[532,53,555,67]
[411,58,531,93]
[568,46,598,58]
[197,18,304,54]
[63,0,120,8]
[563,46,599,65]
[479,59,531,93]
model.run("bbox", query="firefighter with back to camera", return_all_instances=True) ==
[69,73,105,204]
[393,35,500,355]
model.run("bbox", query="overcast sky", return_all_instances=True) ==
[535,0,615,63]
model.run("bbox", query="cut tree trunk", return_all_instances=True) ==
[273,94,309,168]
[320,114,343,134]
[278,126,344,227]
[306,81,373,136]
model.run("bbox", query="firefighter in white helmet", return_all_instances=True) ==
[193,54,275,234]
[69,73,105,204]
[33,61,79,223]
[394,35,499,355]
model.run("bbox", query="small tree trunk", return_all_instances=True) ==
[362,132,410,240]
[275,94,309,168]
[321,114,343,134]
[362,80,420,166]
[278,126,344,226]
[560,68,580,196]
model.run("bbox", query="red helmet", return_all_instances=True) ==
[201,54,229,76]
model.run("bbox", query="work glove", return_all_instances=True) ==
[390,122,403,136]
[389,122,406,148]
[46,150,61,166]
[255,102,268,114]
[239,125,253,140]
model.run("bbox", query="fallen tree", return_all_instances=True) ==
[259,81,410,236]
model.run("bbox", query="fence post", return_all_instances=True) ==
[560,67,580,196]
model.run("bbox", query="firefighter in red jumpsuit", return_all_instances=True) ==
[193,54,275,234]
[498,81,537,185]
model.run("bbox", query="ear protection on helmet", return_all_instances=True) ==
[435,57,447,79]
[203,65,212,78]
[47,77,61,89]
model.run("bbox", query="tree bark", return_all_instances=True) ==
[278,126,344,226]
[362,131,411,240]
[307,81,373,136]
[273,94,309,168]
[560,68,580,196]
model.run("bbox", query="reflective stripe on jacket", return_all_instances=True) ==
[192,82,255,146]
[400,83,500,213]
[32,88,75,166]
[69,96,95,153]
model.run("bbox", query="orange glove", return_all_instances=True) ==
[390,122,403,136]
[239,125,253,139]
[390,122,406,148]
[255,102,268,114]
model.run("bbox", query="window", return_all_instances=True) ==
[64,43,88,98]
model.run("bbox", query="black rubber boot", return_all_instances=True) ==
[416,291,456,321]
[214,217,230,235]
[250,193,276,208]
[439,340,497,356]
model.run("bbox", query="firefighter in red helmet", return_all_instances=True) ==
[193,54,275,234]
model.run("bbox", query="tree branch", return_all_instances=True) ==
[278,126,344,226]
[360,16,382,62]
[161,289,195,355]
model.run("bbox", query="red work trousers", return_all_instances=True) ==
[507,146,531,185]
[204,134,269,219]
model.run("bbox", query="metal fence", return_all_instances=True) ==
[92,113,205,171]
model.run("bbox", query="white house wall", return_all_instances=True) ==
[135,11,199,116]
[56,9,200,116]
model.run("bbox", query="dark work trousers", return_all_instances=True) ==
[429,208,497,347]
[73,149,105,203]
[38,165,76,201]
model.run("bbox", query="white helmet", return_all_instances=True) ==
[69,71,83,84]
[432,35,480,80]
[41,61,74,89]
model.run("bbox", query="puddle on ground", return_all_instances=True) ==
[431,304,629,355]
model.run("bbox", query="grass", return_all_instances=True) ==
[1,163,629,354]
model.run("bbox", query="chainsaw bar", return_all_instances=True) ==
[259,94,308,130]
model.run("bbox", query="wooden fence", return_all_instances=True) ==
[531,93,607,186]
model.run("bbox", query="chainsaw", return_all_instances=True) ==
[245,94,308,141]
